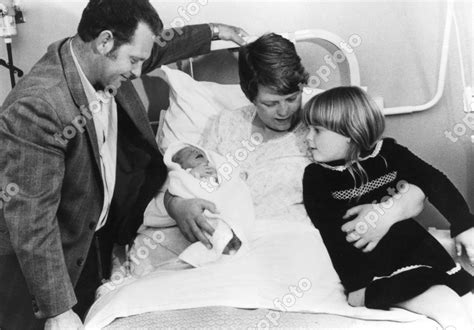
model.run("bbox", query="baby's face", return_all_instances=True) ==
[175,146,209,169]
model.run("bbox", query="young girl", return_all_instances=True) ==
[302,86,473,328]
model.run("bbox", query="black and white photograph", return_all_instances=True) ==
[0,0,472,329]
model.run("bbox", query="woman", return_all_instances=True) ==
[166,33,426,254]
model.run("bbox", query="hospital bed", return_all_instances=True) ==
[87,29,471,330]
[102,231,469,329]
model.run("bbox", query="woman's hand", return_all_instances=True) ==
[341,204,394,253]
[165,191,218,249]
[454,227,474,265]
[341,184,426,253]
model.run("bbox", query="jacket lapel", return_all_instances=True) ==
[59,38,102,171]
[116,82,160,153]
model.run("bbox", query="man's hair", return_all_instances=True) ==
[238,33,309,102]
[78,0,163,50]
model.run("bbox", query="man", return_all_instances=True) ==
[0,0,246,328]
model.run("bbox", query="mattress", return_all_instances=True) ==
[105,306,438,329]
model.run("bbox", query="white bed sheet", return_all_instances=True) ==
[101,230,468,329]
[85,221,427,329]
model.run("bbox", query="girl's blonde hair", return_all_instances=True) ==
[303,86,385,187]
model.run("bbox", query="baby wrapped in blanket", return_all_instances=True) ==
[164,141,255,267]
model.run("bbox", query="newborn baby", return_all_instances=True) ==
[164,142,255,267]
[172,145,218,181]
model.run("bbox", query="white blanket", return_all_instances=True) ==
[84,221,424,329]
[164,142,255,267]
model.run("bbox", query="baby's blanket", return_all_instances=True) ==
[164,142,255,267]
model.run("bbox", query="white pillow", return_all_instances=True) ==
[157,66,251,154]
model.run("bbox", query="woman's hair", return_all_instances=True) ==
[78,0,163,52]
[238,33,309,102]
[303,86,385,187]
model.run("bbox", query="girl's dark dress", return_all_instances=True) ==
[303,138,473,309]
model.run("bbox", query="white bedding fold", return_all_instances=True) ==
[84,221,424,329]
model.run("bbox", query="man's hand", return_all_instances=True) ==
[44,309,83,330]
[454,227,474,265]
[212,23,249,45]
[165,193,218,248]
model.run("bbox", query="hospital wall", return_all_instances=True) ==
[0,0,472,230]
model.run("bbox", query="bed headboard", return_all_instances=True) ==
[143,29,364,132]
[177,29,362,89]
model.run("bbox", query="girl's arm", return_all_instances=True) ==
[389,142,474,237]
[303,164,343,227]
[390,141,474,262]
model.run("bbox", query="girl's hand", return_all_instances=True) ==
[454,227,474,265]
[341,204,395,253]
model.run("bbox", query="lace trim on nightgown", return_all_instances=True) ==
[201,105,312,223]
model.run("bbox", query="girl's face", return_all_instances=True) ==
[306,126,350,163]
[253,85,302,132]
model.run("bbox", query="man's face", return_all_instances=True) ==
[98,22,155,89]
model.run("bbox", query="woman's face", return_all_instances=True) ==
[253,85,302,132]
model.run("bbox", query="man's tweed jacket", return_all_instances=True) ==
[0,24,212,326]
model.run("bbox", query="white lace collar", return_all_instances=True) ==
[317,139,384,172]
